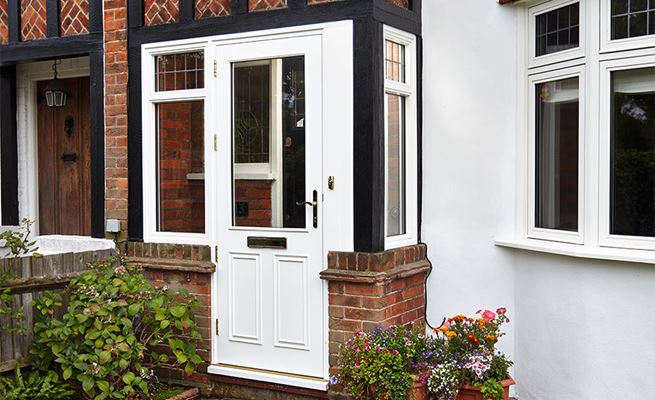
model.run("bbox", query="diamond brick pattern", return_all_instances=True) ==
[195,0,230,19]
[0,0,8,44]
[387,0,409,8]
[60,0,89,36]
[21,0,47,41]
[144,0,179,26]
[248,0,286,12]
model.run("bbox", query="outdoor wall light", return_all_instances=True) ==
[44,60,68,108]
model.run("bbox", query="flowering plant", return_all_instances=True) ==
[429,308,513,400]
[337,324,439,400]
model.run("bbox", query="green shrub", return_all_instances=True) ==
[0,367,74,400]
[30,258,204,400]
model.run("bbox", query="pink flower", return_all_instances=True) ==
[476,309,482,314]
[443,320,451,328]
[355,361,361,368]
[114,265,126,274]
[391,350,399,355]
[482,310,496,323]
[496,307,507,315]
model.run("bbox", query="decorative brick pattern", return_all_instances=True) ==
[144,0,179,26]
[195,0,230,19]
[60,0,89,36]
[248,0,286,12]
[104,0,129,234]
[321,244,431,398]
[0,0,8,44]
[21,0,47,41]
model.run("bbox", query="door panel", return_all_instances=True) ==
[215,35,324,378]
[37,77,91,236]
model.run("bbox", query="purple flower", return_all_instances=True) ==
[329,376,338,385]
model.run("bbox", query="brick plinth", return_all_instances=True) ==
[320,243,431,399]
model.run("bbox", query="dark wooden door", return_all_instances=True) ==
[37,77,91,236]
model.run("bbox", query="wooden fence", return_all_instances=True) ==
[0,248,115,372]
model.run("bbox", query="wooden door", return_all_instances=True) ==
[37,77,91,236]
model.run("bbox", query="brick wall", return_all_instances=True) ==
[234,179,273,228]
[158,101,205,233]
[60,0,89,36]
[0,0,8,44]
[320,244,431,399]
[21,0,47,41]
[104,0,129,234]
[195,0,230,19]
[144,0,179,26]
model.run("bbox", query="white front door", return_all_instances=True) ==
[213,35,325,380]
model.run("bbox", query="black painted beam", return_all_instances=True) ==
[46,0,60,38]
[179,0,194,23]
[89,0,103,33]
[0,33,102,66]
[8,0,20,43]
[128,0,144,29]
[90,50,106,238]
[127,49,143,241]
[0,66,19,226]
[232,0,248,15]
[353,18,385,252]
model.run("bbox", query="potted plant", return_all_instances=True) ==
[429,308,514,400]
[337,324,439,400]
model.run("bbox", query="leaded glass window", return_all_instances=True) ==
[611,0,655,40]
[536,3,580,56]
[155,51,204,91]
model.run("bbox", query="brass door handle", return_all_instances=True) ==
[296,190,318,228]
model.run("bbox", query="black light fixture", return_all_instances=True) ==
[43,60,67,108]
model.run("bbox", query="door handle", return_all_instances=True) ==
[296,190,318,229]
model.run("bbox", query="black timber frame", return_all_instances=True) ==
[0,0,105,238]
[127,0,422,253]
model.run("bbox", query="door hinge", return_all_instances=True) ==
[214,134,218,152]
[215,318,220,336]
[213,60,217,77]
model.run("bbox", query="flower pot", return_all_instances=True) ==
[456,376,515,400]
[408,375,430,400]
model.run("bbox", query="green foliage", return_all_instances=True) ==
[0,367,74,400]
[0,219,39,335]
[30,259,204,400]
[478,379,504,400]
[338,325,439,400]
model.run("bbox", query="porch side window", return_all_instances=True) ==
[145,50,207,239]
[384,28,418,248]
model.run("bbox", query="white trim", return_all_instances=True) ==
[598,54,655,250]
[528,0,585,69]
[206,364,328,391]
[526,65,585,244]
[600,0,655,54]
[383,25,418,250]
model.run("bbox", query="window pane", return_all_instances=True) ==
[157,101,205,233]
[232,57,306,229]
[535,3,580,56]
[387,94,406,237]
[155,51,204,91]
[385,40,406,83]
[535,78,579,232]
[611,67,655,237]
[611,0,655,39]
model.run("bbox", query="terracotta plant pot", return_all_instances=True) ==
[408,375,430,400]
[456,376,515,400]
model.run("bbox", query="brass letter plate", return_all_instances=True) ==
[247,237,287,249]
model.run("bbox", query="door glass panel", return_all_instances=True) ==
[232,56,306,228]
[611,67,655,237]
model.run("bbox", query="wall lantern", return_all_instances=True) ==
[43,60,67,108]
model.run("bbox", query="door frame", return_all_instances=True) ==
[140,21,354,390]
[16,58,91,236]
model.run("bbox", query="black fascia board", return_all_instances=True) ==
[0,33,103,66]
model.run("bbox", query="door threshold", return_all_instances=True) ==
[207,364,328,391]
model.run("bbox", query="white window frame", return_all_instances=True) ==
[599,54,655,250]
[529,0,585,68]
[527,66,586,244]
[383,25,418,250]
[600,0,655,54]
[142,42,211,245]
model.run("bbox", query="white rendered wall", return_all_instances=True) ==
[422,1,655,399]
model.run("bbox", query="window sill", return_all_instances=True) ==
[495,238,655,265]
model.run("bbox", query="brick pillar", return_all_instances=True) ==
[320,244,431,399]
[104,0,129,236]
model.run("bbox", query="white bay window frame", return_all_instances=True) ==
[528,0,585,69]
[600,0,655,53]
[383,26,418,250]
[142,42,211,245]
